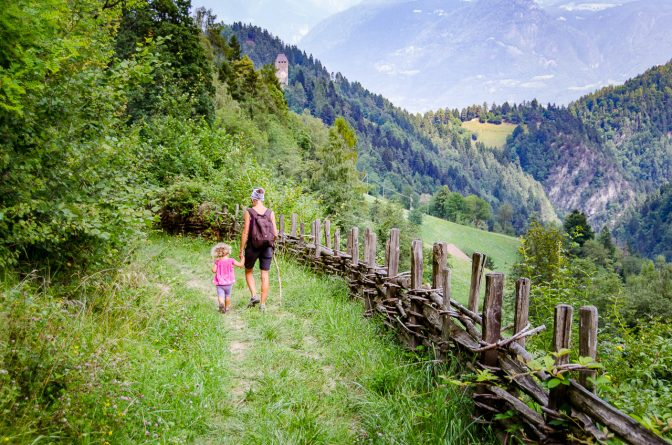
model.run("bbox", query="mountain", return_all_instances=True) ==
[227,22,672,255]
[615,183,672,260]
[502,60,672,229]
[299,0,672,111]
[226,23,558,232]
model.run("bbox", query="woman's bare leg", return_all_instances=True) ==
[260,270,270,304]
[245,268,257,298]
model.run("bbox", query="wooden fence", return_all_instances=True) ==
[275,214,667,445]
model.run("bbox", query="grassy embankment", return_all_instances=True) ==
[419,213,520,306]
[1,234,495,444]
[364,194,520,305]
[461,118,517,149]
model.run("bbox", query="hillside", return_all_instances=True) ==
[228,21,672,254]
[418,212,520,273]
[227,23,558,232]
[502,60,672,235]
[615,183,672,260]
[299,0,672,110]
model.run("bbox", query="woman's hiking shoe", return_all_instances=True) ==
[247,295,260,308]
[259,304,266,313]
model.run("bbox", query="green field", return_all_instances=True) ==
[364,194,520,305]
[461,118,517,148]
[419,213,520,274]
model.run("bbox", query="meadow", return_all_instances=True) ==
[0,234,494,444]
[461,119,517,148]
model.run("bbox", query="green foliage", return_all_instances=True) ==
[0,0,154,271]
[515,220,567,286]
[115,0,215,121]
[369,199,420,270]
[615,183,672,261]
[408,207,424,226]
[311,117,365,227]
[227,23,558,234]
[563,209,594,247]
[428,186,493,229]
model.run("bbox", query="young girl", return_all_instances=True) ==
[211,243,244,313]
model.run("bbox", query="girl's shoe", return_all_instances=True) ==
[259,304,266,313]
[218,304,225,313]
[247,295,260,307]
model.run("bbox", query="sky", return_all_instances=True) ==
[192,0,364,44]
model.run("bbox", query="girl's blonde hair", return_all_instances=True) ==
[211,243,231,259]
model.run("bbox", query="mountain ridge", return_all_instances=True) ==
[300,0,672,111]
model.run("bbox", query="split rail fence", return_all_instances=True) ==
[274,214,668,445]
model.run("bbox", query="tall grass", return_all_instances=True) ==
[0,239,230,443]
[1,234,495,444]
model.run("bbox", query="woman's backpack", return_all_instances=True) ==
[248,208,275,248]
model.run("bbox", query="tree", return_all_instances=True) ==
[497,203,514,235]
[563,209,594,247]
[115,0,215,121]
[598,226,616,257]
[516,220,567,284]
[312,117,364,227]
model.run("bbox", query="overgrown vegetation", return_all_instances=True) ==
[514,214,672,439]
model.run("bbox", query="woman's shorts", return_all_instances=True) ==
[216,284,232,298]
[244,245,273,271]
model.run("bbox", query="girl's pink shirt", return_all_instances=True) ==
[213,258,236,286]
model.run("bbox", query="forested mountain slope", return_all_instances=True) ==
[503,60,672,229]
[226,23,558,231]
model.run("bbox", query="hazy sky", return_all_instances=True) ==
[192,0,363,44]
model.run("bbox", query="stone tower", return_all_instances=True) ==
[274,53,289,87]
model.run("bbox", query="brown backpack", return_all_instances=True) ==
[248,208,275,248]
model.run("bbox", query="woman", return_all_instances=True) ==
[239,187,278,312]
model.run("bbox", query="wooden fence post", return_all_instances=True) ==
[579,306,598,392]
[351,227,359,266]
[441,267,453,354]
[385,239,390,268]
[407,239,423,348]
[432,242,449,289]
[324,220,331,250]
[279,214,285,240]
[314,219,321,258]
[469,252,486,313]
[481,272,504,367]
[334,228,341,255]
[411,239,423,290]
[387,229,400,278]
[290,214,297,237]
[514,278,531,347]
[549,304,573,411]
[300,222,305,246]
[364,228,377,267]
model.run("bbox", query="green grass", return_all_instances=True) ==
[419,213,520,275]
[1,234,495,444]
[461,118,517,148]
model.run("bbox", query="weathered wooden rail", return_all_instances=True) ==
[275,214,668,445]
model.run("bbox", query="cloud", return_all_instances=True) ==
[568,82,602,91]
[532,74,555,80]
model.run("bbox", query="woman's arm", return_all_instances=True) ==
[240,210,250,258]
[211,262,217,273]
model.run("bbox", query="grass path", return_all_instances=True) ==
[153,235,494,444]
